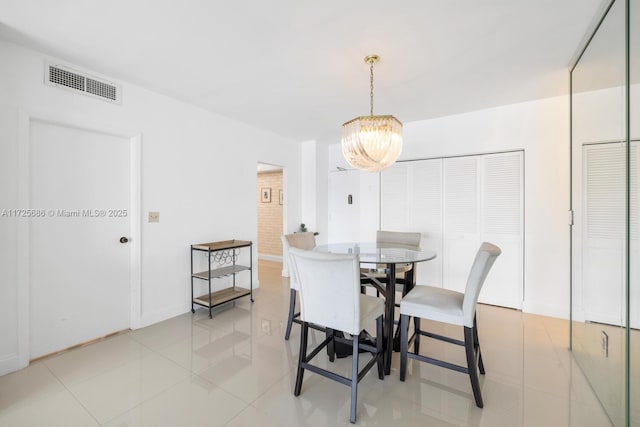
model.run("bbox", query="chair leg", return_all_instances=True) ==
[376,315,384,380]
[464,326,484,408]
[285,288,296,340]
[294,321,308,396]
[413,317,421,354]
[391,303,410,351]
[473,315,485,375]
[400,314,408,382]
[327,328,335,363]
[350,331,359,424]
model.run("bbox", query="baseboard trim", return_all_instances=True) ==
[258,253,282,262]
[0,352,20,376]
[522,300,570,320]
[140,303,189,329]
[29,329,130,364]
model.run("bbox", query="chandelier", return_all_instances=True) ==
[341,54,402,172]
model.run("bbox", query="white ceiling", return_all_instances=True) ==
[0,0,606,143]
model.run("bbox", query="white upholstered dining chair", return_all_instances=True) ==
[399,242,501,408]
[288,248,385,424]
[281,232,317,340]
[360,230,422,296]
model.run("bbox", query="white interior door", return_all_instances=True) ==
[479,152,523,308]
[582,142,640,327]
[443,156,481,294]
[29,120,131,359]
[582,143,624,326]
[379,152,523,308]
[381,159,443,286]
[381,163,410,230]
[409,160,443,286]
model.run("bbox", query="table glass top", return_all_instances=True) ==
[314,242,437,264]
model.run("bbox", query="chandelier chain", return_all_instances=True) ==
[341,53,402,172]
[369,61,374,117]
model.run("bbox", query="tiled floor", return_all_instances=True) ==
[0,260,613,426]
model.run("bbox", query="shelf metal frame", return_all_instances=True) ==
[190,239,253,318]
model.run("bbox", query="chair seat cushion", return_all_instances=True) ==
[355,294,385,334]
[360,263,412,277]
[360,280,407,295]
[400,285,465,326]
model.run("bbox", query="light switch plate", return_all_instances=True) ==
[148,211,160,223]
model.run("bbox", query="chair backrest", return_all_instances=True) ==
[462,242,502,327]
[288,248,362,335]
[282,233,316,289]
[377,230,421,246]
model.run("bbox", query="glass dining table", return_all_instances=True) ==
[314,242,437,375]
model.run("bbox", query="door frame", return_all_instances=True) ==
[17,108,142,369]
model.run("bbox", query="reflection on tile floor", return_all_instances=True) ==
[0,260,613,426]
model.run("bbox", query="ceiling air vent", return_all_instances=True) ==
[44,62,122,104]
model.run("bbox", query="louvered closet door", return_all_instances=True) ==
[443,156,481,294]
[479,152,523,308]
[381,160,443,286]
[582,142,640,326]
[381,163,410,231]
[381,152,523,308]
[631,143,640,329]
[410,160,443,286]
[443,153,523,308]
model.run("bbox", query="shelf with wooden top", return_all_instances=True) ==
[190,239,253,318]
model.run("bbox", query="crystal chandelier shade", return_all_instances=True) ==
[341,115,402,172]
[341,55,402,173]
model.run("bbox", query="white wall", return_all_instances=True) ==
[298,139,330,246]
[326,95,571,319]
[299,140,317,233]
[0,40,304,374]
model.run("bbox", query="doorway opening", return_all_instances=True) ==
[256,163,284,269]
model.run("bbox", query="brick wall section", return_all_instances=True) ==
[257,171,283,256]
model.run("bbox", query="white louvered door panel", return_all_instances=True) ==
[381,163,410,231]
[582,142,640,327]
[410,159,443,286]
[582,143,625,326]
[382,160,443,285]
[443,156,481,293]
[358,171,380,241]
[631,143,640,329]
[480,152,523,308]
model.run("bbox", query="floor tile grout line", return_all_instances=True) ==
[65,343,194,425]
[41,360,102,426]
[43,334,155,387]
[46,334,168,391]
[97,373,247,426]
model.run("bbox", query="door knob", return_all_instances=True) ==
[119,236,129,244]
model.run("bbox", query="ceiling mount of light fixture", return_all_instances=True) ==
[341,54,402,173]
